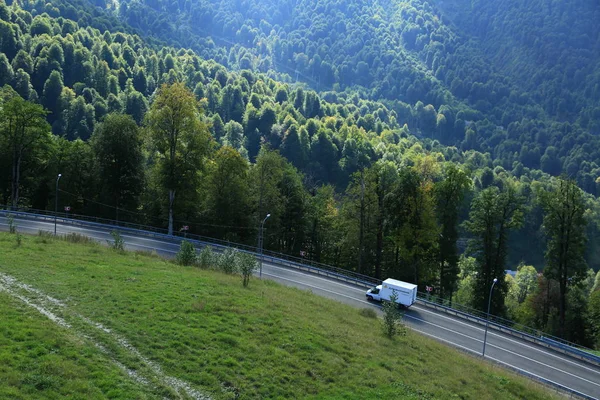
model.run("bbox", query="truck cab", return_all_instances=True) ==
[366,285,383,301]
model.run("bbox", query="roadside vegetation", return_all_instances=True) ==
[1,0,600,348]
[0,231,560,399]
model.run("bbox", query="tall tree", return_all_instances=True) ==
[464,183,524,315]
[434,164,471,300]
[374,161,398,279]
[145,82,212,235]
[278,163,307,254]
[91,113,144,221]
[387,167,439,285]
[203,146,251,242]
[249,147,285,237]
[339,167,378,275]
[588,289,600,348]
[0,86,50,209]
[539,178,588,337]
[307,185,338,264]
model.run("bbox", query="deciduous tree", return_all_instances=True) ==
[539,178,588,337]
[0,86,50,209]
[91,113,144,221]
[464,183,524,316]
[145,82,212,235]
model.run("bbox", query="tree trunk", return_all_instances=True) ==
[11,152,22,210]
[559,273,566,338]
[358,173,365,274]
[375,183,384,279]
[168,189,175,235]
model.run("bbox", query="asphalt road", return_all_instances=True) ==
[1,214,599,399]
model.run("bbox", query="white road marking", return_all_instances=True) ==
[413,329,595,399]
[264,259,600,376]
[4,216,600,394]
[264,270,600,389]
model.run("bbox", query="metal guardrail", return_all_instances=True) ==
[416,291,593,351]
[2,209,600,373]
[0,207,380,287]
[0,209,380,289]
[416,297,600,369]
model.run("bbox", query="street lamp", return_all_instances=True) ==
[54,173,62,235]
[258,213,271,278]
[482,277,498,357]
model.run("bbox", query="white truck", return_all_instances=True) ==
[366,278,418,308]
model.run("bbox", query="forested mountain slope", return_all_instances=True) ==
[114,0,600,196]
[438,0,600,126]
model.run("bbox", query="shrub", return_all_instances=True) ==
[8,214,16,234]
[109,230,124,251]
[197,246,215,269]
[218,248,238,274]
[236,252,258,287]
[382,292,405,338]
[176,240,197,266]
[15,232,22,246]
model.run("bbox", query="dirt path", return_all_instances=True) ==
[0,271,211,400]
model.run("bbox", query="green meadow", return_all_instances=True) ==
[0,232,559,399]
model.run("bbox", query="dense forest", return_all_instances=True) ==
[115,0,600,195]
[1,0,600,348]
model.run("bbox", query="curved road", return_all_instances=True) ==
[1,214,599,399]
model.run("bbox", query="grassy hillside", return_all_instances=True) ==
[0,231,560,399]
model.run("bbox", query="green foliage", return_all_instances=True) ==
[236,251,258,287]
[589,290,600,349]
[539,178,588,336]
[435,164,472,299]
[109,230,124,252]
[7,214,16,234]
[91,113,144,220]
[0,85,50,208]
[381,291,404,339]
[145,83,212,235]
[176,240,197,266]
[592,271,600,294]
[202,146,250,242]
[454,255,478,307]
[197,245,215,269]
[218,248,238,274]
[464,183,524,316]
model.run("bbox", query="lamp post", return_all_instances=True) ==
[482,277,498,357]
[259,213,270,278]
[54,173,62,235]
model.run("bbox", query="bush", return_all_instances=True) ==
[382,292,405,338]
[218,248,238,274]
[197,246,215,269]
[176,240,197,266]
[236,252,258,287]
[8,214,16,234]
[109,230,124,251]
[15,233,22,246]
